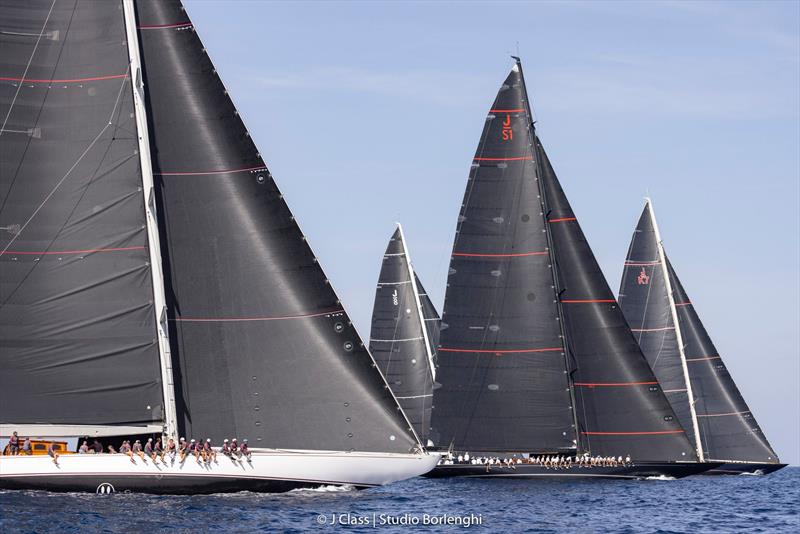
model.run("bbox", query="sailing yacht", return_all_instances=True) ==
[369,224,440,446]
[424,59,720,479]
[0,0,437,493]
[618,199,786,476]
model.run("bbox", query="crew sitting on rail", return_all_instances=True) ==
[153,438,163,463]
[240,439,251,461]
[144,438,155,462]
[78,441,90,454]
[166,438,176,462]
[119,440,134,463]
[47,442,59,465]
[203,438,217,463]
[231,438,240,458]
[8,431,19,455]
[178,437,189,462]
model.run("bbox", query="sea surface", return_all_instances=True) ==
[1,467,798,533]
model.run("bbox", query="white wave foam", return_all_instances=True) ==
[643,475,677,481]
[288,484,356,494]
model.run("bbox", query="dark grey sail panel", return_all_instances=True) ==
[537,144,695,461]
[618,203,696,451]
[667,258,779,462]
[369,228,434,442]
[135,0,416,452]
[432,66,575,453]
[414,272,440,367]
[0,0,163,425]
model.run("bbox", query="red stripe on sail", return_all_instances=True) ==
[0,74,128,84]
[675,301,692,307]
[686,356,721,362]
[473,156,532,161]
[174,309,344,322]
[561,299,616,303]
[574,381,658,387]
[1,246,145,256]
[631,326,675,332]
[625,261,660,266]
[439,347,562,354]
[137,22,193,29]
[548,217,577,223]
[489,108,524,113]
[581,430,684,436]
[155,165,268,176]
[452,251,547,258]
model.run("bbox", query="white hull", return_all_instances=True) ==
[0,449,439,494]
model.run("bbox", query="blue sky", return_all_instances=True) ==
[185,0,799,464]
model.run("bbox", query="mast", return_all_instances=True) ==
[122,0,178,440]
[398,223,437,383]
[515,57,581,451]
[646,198,704,461]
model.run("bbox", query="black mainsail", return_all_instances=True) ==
[1,1,439,494]
[432,63,576,453]
[0,0,164,431]
[431,60,697,463]
[619,200,781,467]
[369,225,436,443]
[134,0,418,453]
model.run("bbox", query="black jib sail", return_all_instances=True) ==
[537,141,694,462]
[134,0,417,452]
[432,63,576,453]
[414,272,440,373]
[620,200,780,463]
[369,225,436,443]
[0,0,163,428]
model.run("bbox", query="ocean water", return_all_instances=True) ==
[1,468,798,533]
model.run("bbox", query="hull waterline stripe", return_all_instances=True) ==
[473,156,532,161]
[581,430,685,436]
[0,73,128,84]
[439,347,562,354]
[452,251,547,258]
[1,246,146,256]
[548,217,577,223]
[155,165,268,176]
[137,22,193,29]
[0,471,377,487]
[174,309,344,322]
[574,381,658,387]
